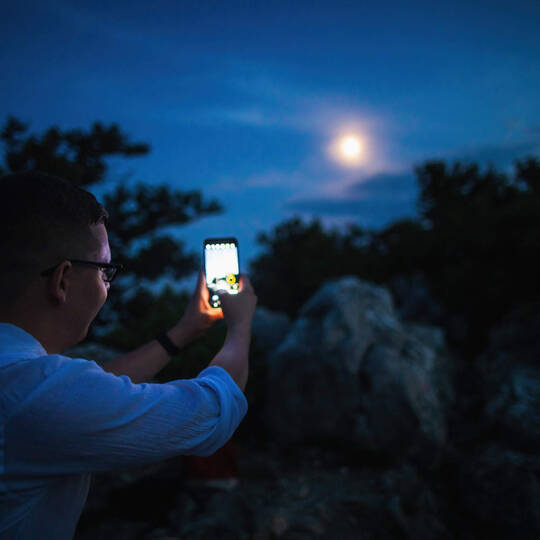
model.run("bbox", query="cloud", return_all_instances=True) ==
[288,197,418,229]
[286,171,419,228]
[346,172,417,200]
[190,63,391,134]
[242,170,307,188]
[216,108,273,128]
[451,139,540,170]
[209,168,315,194]
[207,96,386,139]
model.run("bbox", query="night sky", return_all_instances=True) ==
[2,0,539,272]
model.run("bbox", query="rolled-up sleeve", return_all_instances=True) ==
[5,356,247,476]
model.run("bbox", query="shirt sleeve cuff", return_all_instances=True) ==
[189,366,248,454]
[196,365,248,412]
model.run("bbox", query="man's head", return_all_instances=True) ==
[0,171,112,351]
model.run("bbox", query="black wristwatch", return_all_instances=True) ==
[155,332,180,356]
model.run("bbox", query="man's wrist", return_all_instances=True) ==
[155,332,181,356]
[168,320,198,349]
[226,320,252,337]
[224,325,252,350]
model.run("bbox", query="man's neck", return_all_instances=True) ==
[0,309,71,354]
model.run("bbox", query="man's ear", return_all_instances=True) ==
[47,261,73,305]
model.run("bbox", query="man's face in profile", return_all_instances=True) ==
[68,222,112,343]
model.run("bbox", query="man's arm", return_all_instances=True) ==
[102,273,257,387]
[100,324,194,384]
[208,276,256,390]
[102,271,223,383]
[5,355,249,475]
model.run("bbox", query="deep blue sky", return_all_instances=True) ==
[2,0,539,274]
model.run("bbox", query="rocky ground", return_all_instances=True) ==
[73,278,540,539]
[75,441,462,540]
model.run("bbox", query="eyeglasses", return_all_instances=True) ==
[40,259,124,283]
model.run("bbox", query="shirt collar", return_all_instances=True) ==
[0,322,48,363]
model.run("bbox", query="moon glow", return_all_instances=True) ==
[341,136,361,157]
[329,134,366,167]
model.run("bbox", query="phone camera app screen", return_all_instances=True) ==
[204,242,239,306]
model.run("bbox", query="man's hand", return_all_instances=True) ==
[218,275,257,332]
[105,272,257,386]
[173,270,224,343]
[103,271,226,383]
[209,275,257,390]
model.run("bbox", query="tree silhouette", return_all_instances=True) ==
[0,116,222,343]
[1,116,148,184]
[251,157,540,356]
[250,218,373,316]
[416,158,540,354]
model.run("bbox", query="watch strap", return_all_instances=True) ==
[155,332,180,356]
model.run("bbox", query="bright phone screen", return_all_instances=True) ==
[204,239,239,307]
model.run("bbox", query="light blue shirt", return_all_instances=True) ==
[0,323,247,539]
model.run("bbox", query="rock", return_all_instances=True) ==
[171,491,252,539]
[78,442,456,540]
[252,307,291,353]
[484,365,540,453]
[270,513,289,537]
[265,277,454,463]
[241,307,292,442]
[477,303,540,453]
[143,531,179,540]
[390,272,444,324]
[382,464,454,540]
[75,518,149,540]
[459,444,540,538]
[405,323,446,352]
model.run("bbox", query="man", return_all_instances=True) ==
[0,171,257,539]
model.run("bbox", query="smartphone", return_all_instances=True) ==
[203,237,240,308]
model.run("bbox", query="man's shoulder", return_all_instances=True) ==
[0,350,86,372]
[0,352,96,423]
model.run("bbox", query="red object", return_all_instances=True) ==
[183,440,239,481]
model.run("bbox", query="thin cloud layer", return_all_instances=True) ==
[451,138,540,171]
[287,171,418,228]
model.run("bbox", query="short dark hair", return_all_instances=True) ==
[0,171,109,307]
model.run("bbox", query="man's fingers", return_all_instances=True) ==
[215,288,228,301]
[214,275,255,312]
[238,274,253,293]
[194,269,211,303]
[195,269,206,291]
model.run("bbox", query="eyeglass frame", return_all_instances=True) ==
[40,259,124,283]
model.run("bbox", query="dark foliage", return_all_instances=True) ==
[417,159,540,354]
[0,116,222,347]
[1,116,148,186]
[250,158,540,356]
[249,216,431,316]
[250,218,362,315]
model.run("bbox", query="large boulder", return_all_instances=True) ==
[238,307,291,443]
[265,277,454,463]
[251,307,291,354]
[476,303,540,453]
[390,272,444,325]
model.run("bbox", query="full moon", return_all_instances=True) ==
[341,136,361,157]
[329,133,366,167]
